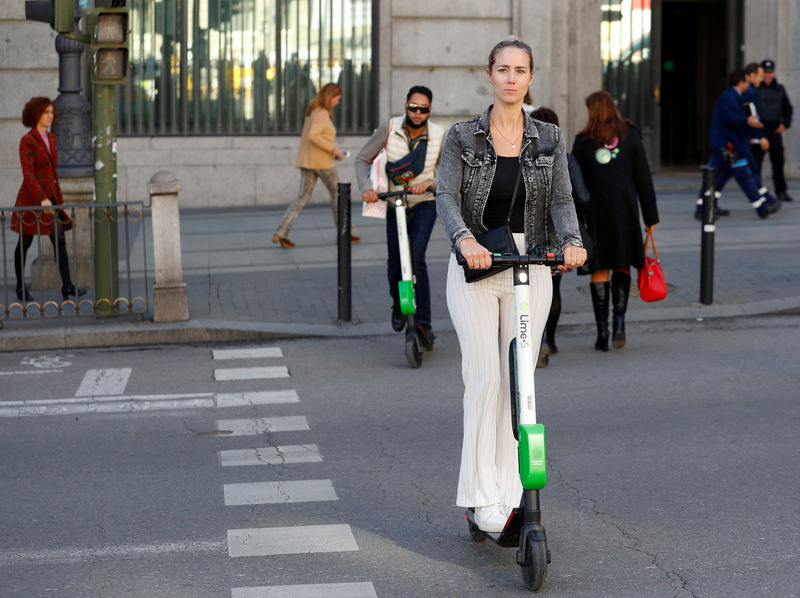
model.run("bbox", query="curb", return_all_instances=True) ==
[2,293,799,352]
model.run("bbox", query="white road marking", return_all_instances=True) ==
[0,369,64,376]
[0,391,299,418]
[231,582,378,598]
[216,417,309,436]
[227,524,358,557]
[219,444,322,467]
[212,347,283,360]
[215,390,298,408]
[214,366,289,381]
[0,538,226,565]
[75,368,132,396]
[224,479,337,506]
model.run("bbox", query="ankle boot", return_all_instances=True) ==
[590,281,610,351]
[611,271,631,349]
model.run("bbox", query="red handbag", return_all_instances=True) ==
[638,229,667,302]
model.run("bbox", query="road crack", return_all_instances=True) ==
[550,458,699,598]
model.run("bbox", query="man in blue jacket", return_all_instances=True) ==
[695,70,781,220]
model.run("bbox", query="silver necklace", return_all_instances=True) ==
[491,117,523,149]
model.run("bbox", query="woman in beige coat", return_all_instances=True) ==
[273,83,358,247]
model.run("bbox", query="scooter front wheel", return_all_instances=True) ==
[521,534,548,591]
[405,335,423,368]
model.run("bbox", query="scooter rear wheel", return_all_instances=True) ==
[521,535,548,591]
[466,509,486,542]
[405,336,422,368]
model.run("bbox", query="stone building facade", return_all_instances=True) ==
[0,0,797,209]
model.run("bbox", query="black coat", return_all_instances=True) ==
[572,125,659,271]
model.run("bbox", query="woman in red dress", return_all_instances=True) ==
[12,97,84,302]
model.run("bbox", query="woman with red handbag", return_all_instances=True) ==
[572,91,659,351]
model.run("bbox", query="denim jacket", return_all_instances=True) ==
[435,106,582,254]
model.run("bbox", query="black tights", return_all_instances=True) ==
[14,229,73,291]
[545,272,562,346]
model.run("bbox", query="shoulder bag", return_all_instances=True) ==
[456,165,522,283]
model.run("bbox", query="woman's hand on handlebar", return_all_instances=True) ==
[362,189,379,203]
[458,237,493,270]
[562,244,587,270]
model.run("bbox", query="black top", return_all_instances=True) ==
[483,156,524,232]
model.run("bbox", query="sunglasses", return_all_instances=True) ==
[406,103,431,114]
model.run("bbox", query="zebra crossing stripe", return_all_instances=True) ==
[214,367,289,381]
[218,444,322,467]
[0,391,300,418]
[223,479,337,506]
[231,582,377,598]
[215,390,299,408]
[227,524,358,557]
[212,347,283,360]
[216,416,309,436]
[75,368,132,396]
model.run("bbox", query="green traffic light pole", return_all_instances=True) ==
[92,81,119,316]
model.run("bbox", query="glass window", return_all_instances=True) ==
[117,0,373,135]
[601,0,652,128]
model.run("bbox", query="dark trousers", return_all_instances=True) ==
[752,128,787,193]
[386,200,437,325]
[14,227,73,291]
[703,149,766,204]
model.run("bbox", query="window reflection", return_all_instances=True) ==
[117,0,372,135]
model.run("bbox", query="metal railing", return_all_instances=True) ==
[1,202,150,320]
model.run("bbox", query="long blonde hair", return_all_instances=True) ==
[306,83,343,118]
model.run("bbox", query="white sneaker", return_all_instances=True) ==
[474,503,509,533]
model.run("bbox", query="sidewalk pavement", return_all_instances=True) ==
[2,172,798,351]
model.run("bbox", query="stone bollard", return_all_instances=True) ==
[148,171,189,322]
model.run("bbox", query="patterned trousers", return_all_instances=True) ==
[275,167,359,238]
[447,233,552,509]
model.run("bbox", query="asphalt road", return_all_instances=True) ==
[1,314,798,597]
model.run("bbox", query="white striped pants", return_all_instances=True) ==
[447,233,552,508]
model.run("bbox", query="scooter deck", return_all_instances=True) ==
[465,508,523,547]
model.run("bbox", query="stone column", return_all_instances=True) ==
[148,171,189,322]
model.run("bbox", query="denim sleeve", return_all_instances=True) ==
[435,125,474,248]
[549,131,583,250]
[354,119,391,195]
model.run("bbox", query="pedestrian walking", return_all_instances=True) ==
[693,70,781,221]
[572,90,659,351]
[355,86,444,345]
[754,59,794,202]
[436,38,585,533]
[11,96,85,303]
[273,83,358,248]
[530,106,592,366]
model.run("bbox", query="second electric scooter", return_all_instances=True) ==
[377,187,432,368]
[459,250,564,592]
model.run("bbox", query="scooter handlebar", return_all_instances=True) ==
[376,188,411,200]
[456,252,565,267]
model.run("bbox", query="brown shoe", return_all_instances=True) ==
[351,235,361,243]
[272,234,295,248]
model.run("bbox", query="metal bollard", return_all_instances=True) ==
[337,182,352,322]
[699,166,715,305]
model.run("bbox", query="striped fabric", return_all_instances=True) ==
[447,233,552,508]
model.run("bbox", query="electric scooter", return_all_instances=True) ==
[377,187,432,368]
[458,250,564,592]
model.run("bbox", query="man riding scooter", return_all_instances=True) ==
[355,86,445,347]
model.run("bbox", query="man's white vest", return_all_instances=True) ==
[386,115,445,205]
